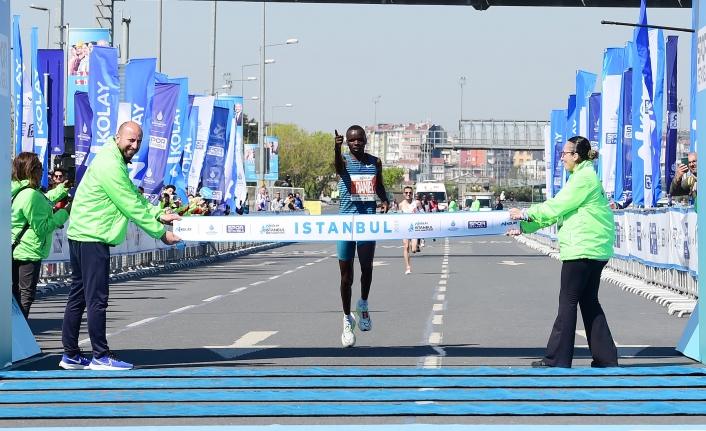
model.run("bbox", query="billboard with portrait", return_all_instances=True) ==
[66,28,111,126]
[264,136,279,181]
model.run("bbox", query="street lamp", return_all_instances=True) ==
[29,4,50,49]
[271,103,293,136]
[459,76,467,128]
[222,72,257,95]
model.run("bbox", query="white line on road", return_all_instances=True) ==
[433,303,443,311]
[206,331,279,349]
[440,274,448,279]
[283,270,294,274]
[297,266,305,269]
[423,356,441,369]
[170,305,196,313]
[433,315,443,325]
[428,332,443,344]
[269,275,280,280]
[438,286,446,292]
[437,294,445,301]
[203,295,222,302]
[306,263,315,266]
[127,317,158,327]
[250,281,265,286]
[438,280,447,285]
[231,287,247,293]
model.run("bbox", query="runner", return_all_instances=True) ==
[399,186,422,274]
[334,126,389,348]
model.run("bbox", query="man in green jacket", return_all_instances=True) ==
[470,196,481,211]
[60,121,181,371]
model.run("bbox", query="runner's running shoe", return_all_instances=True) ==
[88,351,133,370]
[341,314,356,347]
[356,299,372,332]
[59,353,91,370]
[405,266,412,275]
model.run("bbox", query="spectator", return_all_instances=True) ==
[495,197,504,210]
[11,153,71,319]
[670,152,697,202]
[60,121,181,371]
[447,196,458,212]
[421,194,430,212]
[429,195,439,212]
[270,192,284,212]
[390,199,399,212]
[256,187,268,211]
[294,192,304,210]
[470,196,481,211]
[235,193,250,215]
[500,190,506,201]
[507,136,617,369]
[50,168,65,188]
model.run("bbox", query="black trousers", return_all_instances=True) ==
[62,240,111,359]
[11,259,42,319]
[543,259,618,368]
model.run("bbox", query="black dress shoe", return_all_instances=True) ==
[531,360,552,368]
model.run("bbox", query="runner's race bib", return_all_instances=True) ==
[350,174,376,201]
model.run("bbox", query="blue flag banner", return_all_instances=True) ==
[600,47,625,199]
[124,58,156,184]
[666,35,678,194]
[155,72,168,83]
[30,28,49,188]
[550,110,566,197]
[649,28,665,202]
[589,93,601,175]
[201,106,229,203]
[265,136,279,181]
[691,2,698,154]
[164,77,190,188]
[219,96,244,208]
[632,3,659,208]
[38,49,65,156]
[87,46,119,167]
[142,83,180,204]
[244,143,258,182]
[616,68,633,208]
[179,103,198,195]
[66,28,111,126]
[575,71,597,138]
[187,96,215,194]
[73,91,93,186]
[563,95,576,185]
[12,15,22,156]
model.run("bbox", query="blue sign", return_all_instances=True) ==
[665,36,678,194]
[124,58,156,184]
[12,15,22,156]
[201,106,229,203]
[87,46,119,167]
[73,91,92,186]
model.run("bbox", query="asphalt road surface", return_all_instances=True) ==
[3,212,703,428]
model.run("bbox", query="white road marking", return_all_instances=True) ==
[432,315,443,325]
[442,265,447,268]
[437,294,445,301]
[203,295,222,302]
[127,317,158,327]
[231,287,248,293]
[373,261,388,267]
[576,330,648,357]
[423,356,441,369]
[440,274,448,279]
[433,304,443,311]
[170,305,196,313]
[269,275,280,280]
[438,280,447,285]
[206,331,279,349]
[428,332,443,344]
[297,266,305,269]
[498,261,525,266]
[283,270,294,274]
[438,286,446,292]
[250,281,265,286]
[306,263,315,266]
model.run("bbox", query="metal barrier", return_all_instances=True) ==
[38,241,265,288]
[525,233,698,300]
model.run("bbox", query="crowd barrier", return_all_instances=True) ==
[39,222,261,285]
[530,207,698,299]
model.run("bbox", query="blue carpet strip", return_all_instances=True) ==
[2,376,706,391]
[1,388,706,404]
[1,402,706,418]
[1,366,703,380]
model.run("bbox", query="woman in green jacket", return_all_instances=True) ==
[507,136,617,368]
[11,152,70,319]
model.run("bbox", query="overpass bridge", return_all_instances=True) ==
[431,119,548,151]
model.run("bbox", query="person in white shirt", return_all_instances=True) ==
[399,186,423,274]
[270,192,284,212]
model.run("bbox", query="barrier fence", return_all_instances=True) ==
[529,207,698,299]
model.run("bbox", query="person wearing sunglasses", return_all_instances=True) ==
[506,136,617,369]
[399,186,423,274]
[334,125,389,348]
[11,153,71,319]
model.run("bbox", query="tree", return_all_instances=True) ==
[382,167,406,192]
[276,124,336,198]
[445,181,459,199]
[242,114,258,144]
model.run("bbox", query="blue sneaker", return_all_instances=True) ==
[59,353,91,370]
[88,351,133,371]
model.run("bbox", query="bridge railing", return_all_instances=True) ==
[525,207,698,300]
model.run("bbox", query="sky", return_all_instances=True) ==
[13,0,694,134]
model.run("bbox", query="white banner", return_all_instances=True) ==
[600,74,622,200]
[173,212,517,243]
[187,95,215,195]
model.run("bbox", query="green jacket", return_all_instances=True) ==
[470,199,481,211]
[521,160,614,261]
[67,137,166,245]
[448,200,458,212]
[11,181,69,261]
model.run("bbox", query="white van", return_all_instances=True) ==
[415,181,448,211]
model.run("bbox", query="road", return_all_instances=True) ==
[1,212,703,427]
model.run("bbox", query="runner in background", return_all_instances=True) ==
[334,126,389,347]
[399,186,422,274]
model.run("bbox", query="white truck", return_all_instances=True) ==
[415,181,448,211]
